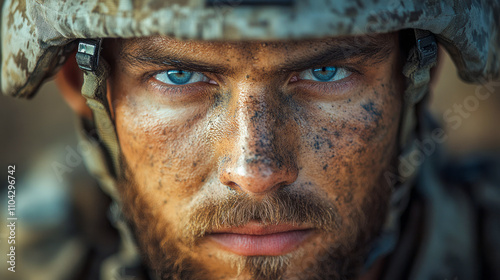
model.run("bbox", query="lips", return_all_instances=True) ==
[207,221,314,256]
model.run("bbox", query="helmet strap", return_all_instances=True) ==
[364,29,438,271]
[76,39,147,278]
[76,39,122,183]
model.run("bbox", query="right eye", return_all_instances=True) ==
[154,70,210,85]
[298,66,352,82]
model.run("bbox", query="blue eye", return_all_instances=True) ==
[312,67,337,81]
[299,66,351,82]
[154,70,209,85]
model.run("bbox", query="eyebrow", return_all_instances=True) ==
[279,39,392,71]
[121,51,229,74]
[121,36,392,74]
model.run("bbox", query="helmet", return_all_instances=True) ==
[2,0,499,278]
[2,0,498,175]
[2,0,498,98]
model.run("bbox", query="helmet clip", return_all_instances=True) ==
[416,34,437,68]
[76,39,102,72]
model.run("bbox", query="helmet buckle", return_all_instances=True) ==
[76,39,102,72]
[416,34,437,68]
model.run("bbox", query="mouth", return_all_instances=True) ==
[207,221,314,256]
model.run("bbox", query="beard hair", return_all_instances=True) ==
[116,157,391,280]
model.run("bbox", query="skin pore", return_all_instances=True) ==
[102,33,404,280]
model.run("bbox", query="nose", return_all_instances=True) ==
[220,155,299,195]
[218,90,299,196]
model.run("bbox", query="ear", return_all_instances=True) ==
[54,52,93,120]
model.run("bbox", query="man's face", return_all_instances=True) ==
[106,33,403,279]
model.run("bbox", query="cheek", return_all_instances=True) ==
[298,83,401,206]
[114,92,213,205]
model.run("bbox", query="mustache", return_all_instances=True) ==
[182,189,342,246]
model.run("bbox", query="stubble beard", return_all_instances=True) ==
[116,159,391,280]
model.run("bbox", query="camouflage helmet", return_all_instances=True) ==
[2,0,498,200]
[1,0,499,276]
[1,0,499,99]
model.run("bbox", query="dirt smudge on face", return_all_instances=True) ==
[356,98,386,143]
[361,100,382,119]
[111,33,403,279]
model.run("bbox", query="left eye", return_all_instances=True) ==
[154,70,209,85]
[299,66,352,82]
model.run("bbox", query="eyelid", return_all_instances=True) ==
[147,74,218,101]
[143,68,220,102]
[156,70,206,85]
[286,65,363,100]
[147,69,218,86]
[295,66,353,83]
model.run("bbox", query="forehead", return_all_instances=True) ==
[114,33,397,63]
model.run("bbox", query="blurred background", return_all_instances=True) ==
[430,51,500,155]
[0,66,118,279]
[0,47,499,279]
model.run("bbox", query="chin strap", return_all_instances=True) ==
[400,30,438,149]
[76,39,146,279]
[76,39,122,186]
[364,29,438,271]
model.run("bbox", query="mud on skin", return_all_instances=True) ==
[105,33,403,280]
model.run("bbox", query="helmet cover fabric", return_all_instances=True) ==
[1,0,499,98]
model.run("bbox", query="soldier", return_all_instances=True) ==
[1,0,499,279]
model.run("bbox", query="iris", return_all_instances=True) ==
[298,66,351,82]
[312,67,338,81]
[154,70,209,85]
[165,70,193,84]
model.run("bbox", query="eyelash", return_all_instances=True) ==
[139,74,197,101]
[295,74,356,93]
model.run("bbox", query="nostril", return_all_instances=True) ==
[226,181,239,191]
[219,164,298,196]
[218,147,299,195]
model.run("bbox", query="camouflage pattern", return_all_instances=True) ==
[1,0,499,98]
